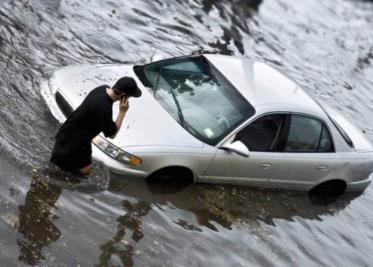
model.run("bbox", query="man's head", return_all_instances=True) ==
[112,77,142,100]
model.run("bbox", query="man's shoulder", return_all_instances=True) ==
[90,85,109,94]
[84,85,112,110]
[86,85,109,100]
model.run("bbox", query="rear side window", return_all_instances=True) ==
[329,116,354,148]
[235,114,286,152]
[284,114,334,152]
[318,126,334,152]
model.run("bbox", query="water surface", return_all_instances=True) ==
[1,0,373,266]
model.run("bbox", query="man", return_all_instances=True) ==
[50,77,141,175]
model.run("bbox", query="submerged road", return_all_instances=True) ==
[1,0,373,266]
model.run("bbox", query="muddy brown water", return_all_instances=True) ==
[1,0,373,266]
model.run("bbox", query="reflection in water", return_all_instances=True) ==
[17,173,62,265]
[13,169,363,266]
[193,185,359,226]
[16,163,108,265]
[98,200,151,267]
[110,174,358,228]
[101,175,362,266]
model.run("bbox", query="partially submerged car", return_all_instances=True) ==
[41,54,373,195]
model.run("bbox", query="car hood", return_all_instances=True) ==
[50,64,204,149]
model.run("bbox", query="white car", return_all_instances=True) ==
[41,54,373,195]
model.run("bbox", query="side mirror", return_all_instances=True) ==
[220,141,250,157]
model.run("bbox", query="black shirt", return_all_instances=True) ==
[53,85,117,155]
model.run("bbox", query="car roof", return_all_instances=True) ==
[204,54,325,116]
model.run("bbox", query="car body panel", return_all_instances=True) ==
[268,153,337,190]
[92,144,216,181]
[201,150,276,186]
[313,152,373,192]
[41,54,373,193]
[346,177,372,192]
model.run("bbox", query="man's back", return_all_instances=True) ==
[51,85,117,171]
[50,76,140,174]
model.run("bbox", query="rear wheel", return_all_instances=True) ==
[309,180,346,205]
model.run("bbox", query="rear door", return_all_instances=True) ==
[269,114,337,190]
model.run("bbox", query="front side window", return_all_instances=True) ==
[285,114,334,152]
[235,114,286,152]
[134,56,255,145]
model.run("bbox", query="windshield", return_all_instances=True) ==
[134,56,255,145]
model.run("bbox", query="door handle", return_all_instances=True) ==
[316,165,328,171]
[259,163,272,170]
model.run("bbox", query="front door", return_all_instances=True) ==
[202,114,286,186]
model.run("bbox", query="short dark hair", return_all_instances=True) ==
[113,77,142,98]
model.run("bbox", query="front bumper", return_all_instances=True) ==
[346,176,372,192]
[92,145,148,177]
[40,80,66,124]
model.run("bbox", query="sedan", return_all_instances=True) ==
[41,54,373,195]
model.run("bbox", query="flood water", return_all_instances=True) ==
[1,0,373,266]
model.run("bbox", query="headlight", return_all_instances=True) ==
[92,136,142,166]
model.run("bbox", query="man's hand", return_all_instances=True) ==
[112,97,129,138]
[119,97,129,113]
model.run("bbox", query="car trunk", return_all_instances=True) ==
[324,106,373,153]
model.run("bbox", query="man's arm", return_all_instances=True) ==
[110,97,129,138]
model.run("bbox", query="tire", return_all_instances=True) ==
[146,167,194,194]
[147,167,194,183]
[309,180,346,205]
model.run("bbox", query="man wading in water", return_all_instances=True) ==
[50,77,142,175]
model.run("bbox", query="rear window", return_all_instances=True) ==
[328,116,354,148]
[315,101,355,149]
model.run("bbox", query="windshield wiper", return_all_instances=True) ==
[169,85,186,128]
[154,67,186,128]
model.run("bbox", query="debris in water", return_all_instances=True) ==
[1,213,20,229]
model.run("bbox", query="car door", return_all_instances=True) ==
[269,114,337,190]
[202,114,286,186]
